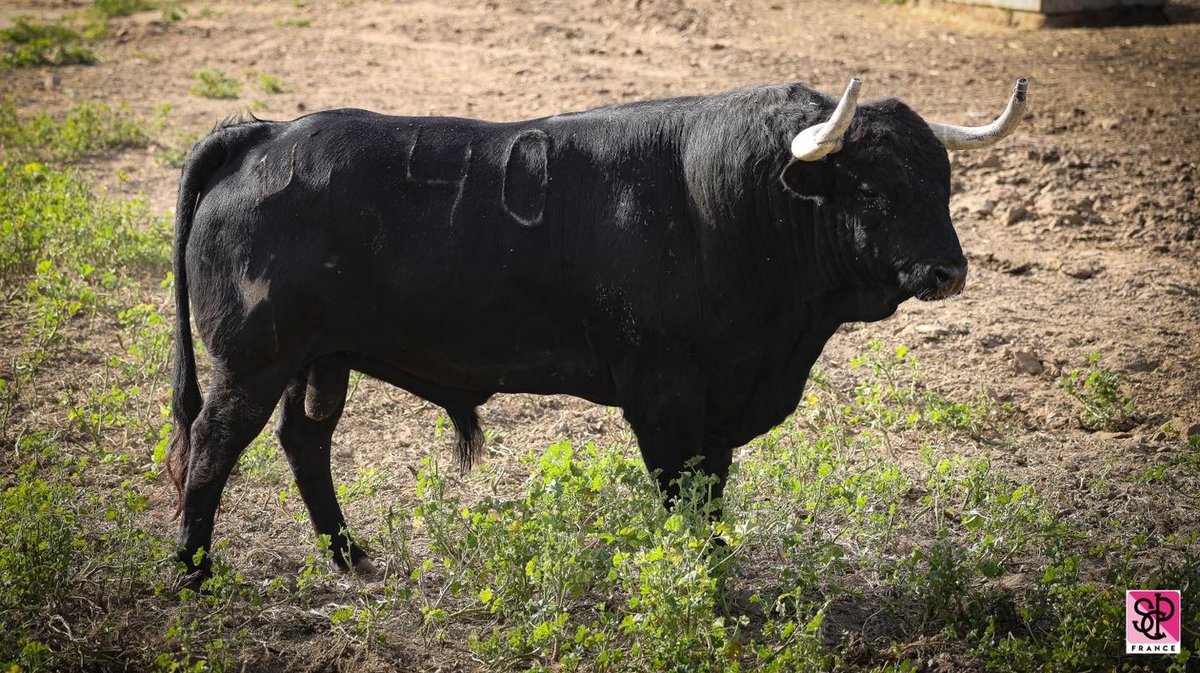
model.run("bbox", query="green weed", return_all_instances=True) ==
[0,161,168,282]
[0,161,168,439]
[406,443,750,670]
[371,344,1194,671]
[91,0,157,19]
[1,17,97,68]
[155,144,188,169]
[156,129,201,169]
[160,2,186,22]
[0,100,168,162]
[257,73,285,94]
[63,370,137,447]
[118,300,172,383]
[0,441,169,668]
[190,67,241,99]
[805,342,1009,457]
[237,430,287,484]
[1057,351,1137,430]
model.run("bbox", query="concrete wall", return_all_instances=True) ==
[913,0,1169,27]
[945,0,1164,14]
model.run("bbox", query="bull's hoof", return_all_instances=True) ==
[327,539,368,572]
[174,568,211,594]
[349,556,380,579]
[172,547,213,593]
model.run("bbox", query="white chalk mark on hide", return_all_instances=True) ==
[502,129,550,228]
[402,127,473,227]
[257,143,297,202]
[447,145,472,228]
[239,274,271,316]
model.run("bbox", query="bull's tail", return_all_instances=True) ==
[167,119,269,515]
[447,405,484,471]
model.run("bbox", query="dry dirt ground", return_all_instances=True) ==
[3,0,1200,669]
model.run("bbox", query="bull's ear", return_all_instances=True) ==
[780,159,832,201]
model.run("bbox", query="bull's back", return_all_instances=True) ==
[191,109,622,396]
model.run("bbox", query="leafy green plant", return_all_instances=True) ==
[364,341,1196,671]
[91,0,157,19]
[1,17,97,68]
[63,371,137,447]
[0,161,168,281]
[257,73,285,93]
[237,429,286,484]
[0,445,169,668]
[156,129,201,169]
[118,300,172,382]
[805,342,1009,457]
[0,161,168,440]
[161,544,275,673]
[160,2,186,22]
[190,67,241,99]
[155,144,187,169]
[1057,352,1137,430]
[0,100,167,161]
[405,443,751,670]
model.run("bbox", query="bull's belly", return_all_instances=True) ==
[333,310,620,405]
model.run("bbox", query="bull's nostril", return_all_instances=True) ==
[931,263,968,296]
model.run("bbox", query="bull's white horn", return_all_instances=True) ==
[791,78,862,161]
[928,78,1029,150]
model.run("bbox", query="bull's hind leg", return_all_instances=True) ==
[276,361,370,572]
[177,368,289,579]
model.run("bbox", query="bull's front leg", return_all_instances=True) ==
[616,348,728,514]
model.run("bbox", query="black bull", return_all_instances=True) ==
[168,82,986,575]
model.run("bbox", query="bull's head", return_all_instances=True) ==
[780,77,1027,312]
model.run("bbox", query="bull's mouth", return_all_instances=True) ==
[899,261,969,302]
[830,284,906,324]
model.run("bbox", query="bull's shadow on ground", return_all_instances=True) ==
[721,571,1026,665]
[1165,2,1200,23]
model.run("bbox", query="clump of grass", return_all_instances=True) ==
[274,17,312,28]
[257,73,285,94]
[0,100,167,162]
[156,129,200,169]
[155,145,187,169]
[161,2,185,22]
[384,343,1194,671]
[0,437,169,668]
[191,67,241,99]
[0,161,168,281]
[1057,351,1137,431]
[236,430,287,484]
[1,17,97,68]
[806,342,1010,457]
[0,159,316,671]
[392,426,1197,671]
[91,0,157,19]
[0,161,169,438]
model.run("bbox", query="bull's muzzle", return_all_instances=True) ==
[926,261,968,300]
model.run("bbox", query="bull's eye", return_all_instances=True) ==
[859,182,880,198]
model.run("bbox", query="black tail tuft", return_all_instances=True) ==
[446,405,484,471]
